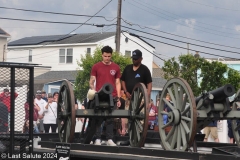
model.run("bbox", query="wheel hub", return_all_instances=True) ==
[168,109,181,125]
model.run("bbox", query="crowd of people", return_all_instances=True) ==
[23,90,59,134]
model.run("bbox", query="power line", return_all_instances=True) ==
[121,31,166,62]
[125,1,240,39]
[0,17,115,26]
[134,0,237,31]
[122,26,240,55]
[121,19,240,50]
[0,6,116,21]
[6,0,113,52]
[184,0,240,11]
[131,32,240,60]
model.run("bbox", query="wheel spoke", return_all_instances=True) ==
[136,91,143,109]
[160,111,169,115]
[166,125,175,141]
[181,105,190,116]
[170,125,178,149]
[180,123,187,146]
[163,98,175,111]
[135,121,141,141]
[181,95,188,112]
[181,121,190,134]
[167,87,176,107]
[173,83,179,109]
[177,126,181,150]
[162,121,172,129]
[136,101,144,114]
[178,86,184,111]
[182,116,191,122]
[135,120,143,132]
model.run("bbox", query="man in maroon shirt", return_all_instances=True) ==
[89,45,121,146]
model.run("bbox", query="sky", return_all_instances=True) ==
[1,0,240,67]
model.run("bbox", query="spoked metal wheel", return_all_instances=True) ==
[231,89,240,146]
[128,83,149,147]
[158,78,197,151]
[57,80,76,143]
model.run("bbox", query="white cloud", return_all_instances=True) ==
[235,25,240,32]
[185,19,196,27]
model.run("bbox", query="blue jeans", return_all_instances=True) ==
[149,121,155,129]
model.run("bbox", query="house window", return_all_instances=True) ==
[87,48,91,53]
[125,50,131,57]
[66,48,73,63]
[29,50,32,62]
[59,49,65,63]
[59,48,73,64]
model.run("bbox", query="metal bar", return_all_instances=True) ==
[75,109,131,118]
[29,67,34,156]
[10,67,15,156]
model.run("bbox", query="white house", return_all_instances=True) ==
[7,32,155,73]
[0,28,11,62]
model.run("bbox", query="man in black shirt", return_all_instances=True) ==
[121,49,152,101]
[120,49,152,144]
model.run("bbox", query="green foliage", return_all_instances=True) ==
[74,46,132,101]
[162,53,240,96]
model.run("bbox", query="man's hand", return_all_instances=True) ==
[126,92,131,99]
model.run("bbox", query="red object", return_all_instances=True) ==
[148,105,158,121]
[24,102,38,121]
[0,92,18,112]
[91,62,121,97]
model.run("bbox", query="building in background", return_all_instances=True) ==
[0,28,11,62]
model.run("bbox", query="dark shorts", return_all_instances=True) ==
[118,98,125,110]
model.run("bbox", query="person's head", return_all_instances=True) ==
[53,92,59,102]
[3,88,9,96]
[131,49,143,66]
[166,93,171,101]
[36,90,42,100]
[41,90,46,98]
[101,46,113,65]
[47,93,53,102]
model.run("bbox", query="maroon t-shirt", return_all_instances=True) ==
[91,62,121,97]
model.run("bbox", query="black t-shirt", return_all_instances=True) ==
[121,64,152,93]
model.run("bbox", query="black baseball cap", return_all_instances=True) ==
[131,49,142,59]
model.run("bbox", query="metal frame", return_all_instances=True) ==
[0,62,50,158]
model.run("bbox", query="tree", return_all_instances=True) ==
[74,46,132,101]
[162,54,240,96]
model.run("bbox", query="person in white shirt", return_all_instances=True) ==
[34,90,46,133]
[43,93,57,133]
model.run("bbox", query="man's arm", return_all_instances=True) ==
[121,81,131,99]
[89,76,96,90]
[115,78,121,98]
[147,82,152,103]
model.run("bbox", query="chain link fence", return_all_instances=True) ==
[0,63,34,159]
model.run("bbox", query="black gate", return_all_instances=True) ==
[0,62,38,159]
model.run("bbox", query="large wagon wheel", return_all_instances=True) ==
[57,80,76,143]
[231,89,240,146]
[158,78,197,151]
[128,83,149,147]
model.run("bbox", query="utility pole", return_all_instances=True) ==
[187,43,189,54]
[115,0,122,53]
